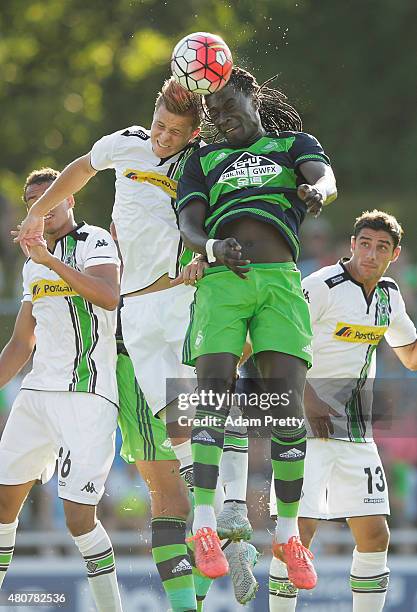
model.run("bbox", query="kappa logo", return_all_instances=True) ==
[364,497,385,504]
[172,558,192,574]
[81,482,98,494]
[122,128,149,140]
[279,448,305,460]
[303,288,310,303]
[195,330,203,347]
[193,430,216,444]
[333,322,387,345]
[123,169,177,198]
[218,152,282,189]
[95,239,108,248]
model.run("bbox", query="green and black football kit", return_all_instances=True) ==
[177,131,331,368]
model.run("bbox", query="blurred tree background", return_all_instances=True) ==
[0,0,416,317]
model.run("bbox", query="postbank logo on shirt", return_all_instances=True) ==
[333,322,388,345]
[123,169,177,198]
[30,279,78,302]
[218,152,282,189]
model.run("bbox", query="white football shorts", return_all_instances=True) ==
[270,438,390,519]
[0,389,117,505]
[121,283,196,416]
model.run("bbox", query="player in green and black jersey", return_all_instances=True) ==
[177,67,337,586]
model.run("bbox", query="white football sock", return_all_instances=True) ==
[350,547,389,612]
[0,520,18,589]
[275,517,299,544]
[193,505,217,532]
[269,556,298,611]
[73,521,123,611]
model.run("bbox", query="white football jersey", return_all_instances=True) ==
[90,126,199,295]
[303,260,416,442]
[21,223,120,405]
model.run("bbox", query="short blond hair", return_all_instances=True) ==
[155,77,203,129]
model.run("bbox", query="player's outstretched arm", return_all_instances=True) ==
[179,200,250,279]
[0,302,36,389]
[14,154,97,246]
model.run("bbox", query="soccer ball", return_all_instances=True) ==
[171,32,233,95]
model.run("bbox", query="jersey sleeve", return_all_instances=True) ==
[176,151,209,214]
[21,263,31,303]
[301,274,330,325]
[290,132,331,168]
[385,289,417,347]
[90,132,119,171]
[83,228,120,269]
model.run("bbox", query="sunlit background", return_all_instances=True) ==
[1,1,417,609]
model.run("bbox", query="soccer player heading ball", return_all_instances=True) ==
[176,66,337,585]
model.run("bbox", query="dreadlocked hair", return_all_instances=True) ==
[203,66,302,139]
[155,77,203,129]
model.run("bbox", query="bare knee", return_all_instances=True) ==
[0,483,33,524]
[64,501,96,537]
[357,527,390,552]
[196,355,238,394]
[349,516,390,552]
[151,485,190,519]
[137,461,191,519]
[0,494,17,524]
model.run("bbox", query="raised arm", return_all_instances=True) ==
[0,302,36,389]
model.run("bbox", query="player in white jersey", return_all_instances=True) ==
[0,168,123,611]
[269,210,417,612]
[13,80,255,611]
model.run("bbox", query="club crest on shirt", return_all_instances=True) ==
[218,152,282,189]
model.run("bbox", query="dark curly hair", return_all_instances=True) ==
[354,209,403,248]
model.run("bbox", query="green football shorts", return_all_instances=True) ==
[117,353,176,463]
[182,262,312,367]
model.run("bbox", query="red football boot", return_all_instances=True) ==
[187,527,229,579]
[272,535,317,590]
